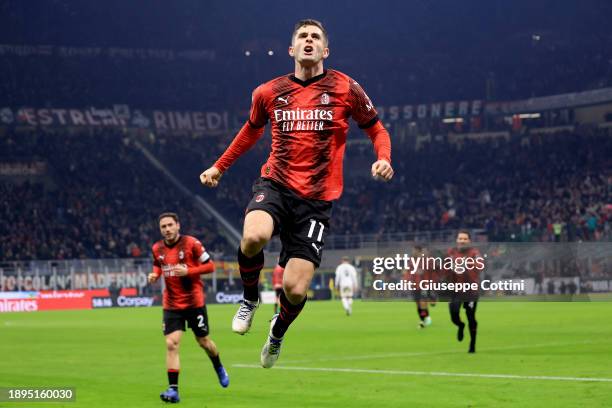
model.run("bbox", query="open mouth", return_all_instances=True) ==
[304,46,313,55]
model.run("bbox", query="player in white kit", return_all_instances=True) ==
[334,256,358,316]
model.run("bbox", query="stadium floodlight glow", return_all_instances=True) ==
[268,50,274,56]
[518,113,541,119]
[442,117,464,124]
[245,50,251,56]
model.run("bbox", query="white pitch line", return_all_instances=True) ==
[283,340,599,364]
[232,364,612,383]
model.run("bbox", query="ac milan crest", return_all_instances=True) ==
[321,93,330,105]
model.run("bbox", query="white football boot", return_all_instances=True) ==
[261,314,283,368]
[232,299,259,334]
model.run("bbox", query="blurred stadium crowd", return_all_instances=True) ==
[146,126,612,242]
[0,129,229,261]
[2,123,610,261]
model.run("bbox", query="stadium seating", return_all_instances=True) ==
[0,128,233,261]
[2,123,610,262]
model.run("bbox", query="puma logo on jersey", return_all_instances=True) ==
[365,102,373,111]
[278,96,290,104]
[311,243,321,254]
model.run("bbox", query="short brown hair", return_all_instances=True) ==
[292,19,328,46]
[457,229,471,239]
[158,212,179,223]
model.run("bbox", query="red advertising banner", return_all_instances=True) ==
[37,289,110,311]
[0,288,139,312]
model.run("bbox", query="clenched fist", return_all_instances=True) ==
[371,160,394,182]
[200,166,222,188]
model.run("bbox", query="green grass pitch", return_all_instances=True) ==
[1,301,611,407]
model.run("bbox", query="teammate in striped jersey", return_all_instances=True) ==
[148,212,229,402]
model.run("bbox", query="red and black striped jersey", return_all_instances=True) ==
[216,69,390,201]
[252,69,382,200]
[151,235,214,310]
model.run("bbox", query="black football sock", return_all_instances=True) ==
[468,322,477,352]
[209,353,222,370]
[449,301,464,340]
[469,338,476,353]
[167,369,179,390]
[237,247,264,302]
[272,291,306,339]
[458,323,465,342]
